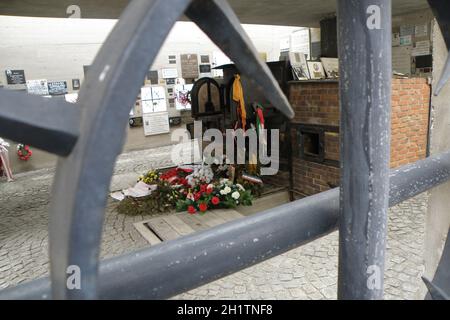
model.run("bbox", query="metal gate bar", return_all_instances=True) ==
[0,89,80,156]
[0,0,449,301]
[2,149,450,300]
[337,0,392,299]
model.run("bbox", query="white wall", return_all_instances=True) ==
[0,16,300,90]
[0,16,300,173]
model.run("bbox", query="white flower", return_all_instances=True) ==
[231,191,240,200]
[0,138,10,149]
[224,186,232,194]
[236,184,245,191]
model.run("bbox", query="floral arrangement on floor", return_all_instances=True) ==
[17,144,32,161]
[116,160,260,216]
[175,179,253,214]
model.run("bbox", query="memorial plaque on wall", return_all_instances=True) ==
[48,81,68,96]
[5,69,26,85]
[161,68,178,79]
[72,79,81,90]
[26,79,49,95]
[147,70,159,84]
[180,54,199,79]
[143,112,170,136]
[200,55,210,63]
[199,64,211,73]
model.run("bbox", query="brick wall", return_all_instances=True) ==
[390,78,430,168]
[289,78,430,198]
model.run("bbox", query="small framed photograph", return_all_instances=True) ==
[320,58,339,78]
[307,61,326,80]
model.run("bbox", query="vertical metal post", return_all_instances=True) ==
[337,0,392,299]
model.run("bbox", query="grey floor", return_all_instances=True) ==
[0,145,428,299]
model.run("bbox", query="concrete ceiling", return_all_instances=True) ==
[0,0,431,27]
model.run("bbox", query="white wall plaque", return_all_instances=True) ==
[143,112,170,136]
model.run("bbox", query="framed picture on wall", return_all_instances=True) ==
[307,61,326,80]
[289,51,310,80]
[320,58,339,78]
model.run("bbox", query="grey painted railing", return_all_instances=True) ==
[0,0,449,300]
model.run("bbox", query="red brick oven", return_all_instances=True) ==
[289,78,431,198]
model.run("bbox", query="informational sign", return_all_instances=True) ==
[400,35,412,46]
[161,68,178,79]
[412,40,431,57]
[180,54,199,79]
[26,79,49,96]
[48,81,68,96]
[290,29,310,60]
[415,24,428,38]
[5,69,26,85]
[143,112,170,136]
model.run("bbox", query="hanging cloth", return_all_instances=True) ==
[255,104,265,135]
[0,145,14,182]
[232,74,247,130]
[254,104,267,162]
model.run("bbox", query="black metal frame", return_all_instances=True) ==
[0,0,449,300]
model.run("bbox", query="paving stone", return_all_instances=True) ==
[0,146,429,300]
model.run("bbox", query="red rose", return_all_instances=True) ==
[188,206,196,214]
[194,192,202,201]
[200,184,207,193]
[199,203,208,212]
[206,186,213,194]
[211,196,220,205]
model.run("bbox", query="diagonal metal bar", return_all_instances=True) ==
[185,0,294,119]
[337,0,392,299]
[427,0,450,95]
[2,149,450,300]
[422,277,450,300]
[423,229,450,300]
[48,0,193,300]
[0,89,80,156]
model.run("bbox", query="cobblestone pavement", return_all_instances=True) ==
[0,145,428,299]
